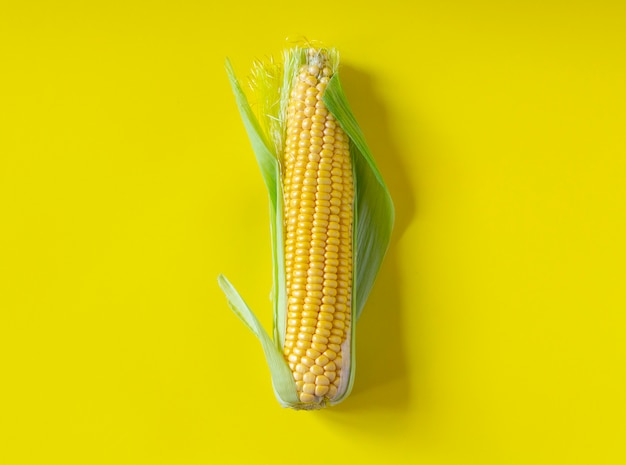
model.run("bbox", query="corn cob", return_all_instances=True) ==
[282,51,354,403]
[219,44,394,410]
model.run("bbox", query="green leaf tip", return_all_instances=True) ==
[217,275,299,406]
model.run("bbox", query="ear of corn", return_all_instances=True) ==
[218,45,394,410]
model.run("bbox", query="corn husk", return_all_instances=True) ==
[218,45,394,409]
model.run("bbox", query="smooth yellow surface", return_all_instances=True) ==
[1,1,625,464]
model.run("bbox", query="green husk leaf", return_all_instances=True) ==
[231,56,293,348]
[217,275,298,406]
[223,60,293,405]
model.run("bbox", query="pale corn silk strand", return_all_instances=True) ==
[282,49,354,405]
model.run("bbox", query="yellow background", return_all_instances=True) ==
[1,1,625,464]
